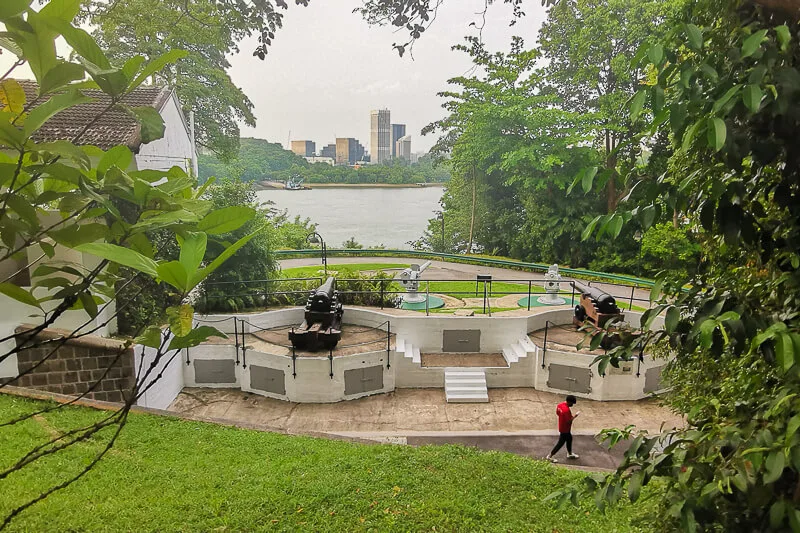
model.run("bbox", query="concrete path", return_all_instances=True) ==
[279,256,652,305]
[169,387,680,470]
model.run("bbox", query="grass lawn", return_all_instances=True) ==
[0,394,654,532]
[280,263,410,278]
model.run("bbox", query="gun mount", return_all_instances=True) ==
[572,281,622,328]
[399,261,432,304]
[289,276,343,350]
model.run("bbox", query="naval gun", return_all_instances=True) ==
[289,276,343,350]
[399,261,432,304]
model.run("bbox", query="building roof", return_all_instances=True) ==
[16,79,173,151]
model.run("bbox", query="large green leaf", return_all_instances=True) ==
[741,29,768,59]
[49,223,108,247]
[0,282,39,308]
[38,0,81,22]
[0,79,26,114]
[764,450,785,484]
[0,0,30,19]
[629,90,646,121]
[23,89,92,137]
[168,326,227,351]
[707,118,726,152]
[39,61,85,94]
[40,17,110,69]
[775,25,791,51]
[135,325,163,349]
[685,24,703,50]
[188,227,264,290]
[76,242,158,277]
[157,261,189,293]
[122,105,165,144]
[581,166,598,194]
[97,145,133,176]
[166,304,193,337]
[130,49,188,89]
[178,232,207,273]
[742,85,763,113]
[196,206,256,235]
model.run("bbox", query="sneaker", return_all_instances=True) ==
[567,453,580,459]
[545,455,558,463]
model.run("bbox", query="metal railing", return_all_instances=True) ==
[199,276,652,317]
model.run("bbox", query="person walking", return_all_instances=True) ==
[545,395,580,463]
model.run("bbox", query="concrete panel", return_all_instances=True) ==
[644,365,664,393]
[442,330,480,352]
[194,359,236,384]
[547,364,591,394]
[362,365,384,393]
[249,365,286,395]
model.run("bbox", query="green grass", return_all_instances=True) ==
[0,394,654,532]
[425,280,545,299]
[280,263,410,278]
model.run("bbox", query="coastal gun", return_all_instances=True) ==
[399,261,432,304]
[289,277,344,350]
[572,281,621,327]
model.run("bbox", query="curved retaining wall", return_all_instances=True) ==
[131,307,670,406]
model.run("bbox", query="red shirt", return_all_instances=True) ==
[556,402,575,433]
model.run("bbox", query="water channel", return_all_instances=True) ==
[256,186,445,248]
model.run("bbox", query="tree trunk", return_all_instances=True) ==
[467,167,476,254]
[605,129,618,212]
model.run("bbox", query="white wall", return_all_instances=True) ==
[135,93,197,176]
[133,334,185,410]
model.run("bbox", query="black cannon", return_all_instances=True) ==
[572,281,621,327]
[289,277,344,350]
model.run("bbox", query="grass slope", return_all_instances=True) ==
[0,395,653,532]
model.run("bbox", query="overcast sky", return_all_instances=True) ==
[1,1,549,154]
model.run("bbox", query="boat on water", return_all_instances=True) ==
[284,176,309,190]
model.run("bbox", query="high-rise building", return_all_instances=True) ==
[320,143,336,159]
[290,140,315,157]
[391,124,406,158]
[395,135,412,160]
[336,138,365,165]
[370,109,391,164]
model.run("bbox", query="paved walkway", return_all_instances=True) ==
[279,256,652,305]
[169,388,681,469]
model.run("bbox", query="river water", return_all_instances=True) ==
[256,186,444,248]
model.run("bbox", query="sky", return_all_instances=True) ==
[0,0,550,154]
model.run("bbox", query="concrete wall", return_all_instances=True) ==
[133,334,184,410]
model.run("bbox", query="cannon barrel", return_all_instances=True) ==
[315,276,335,298]
[308,276,336,312]
[572,281,618,314]
[417,260,432,273]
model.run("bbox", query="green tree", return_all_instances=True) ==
[85,0,263,159]
[539,0,684,212]
[560,0,800,529]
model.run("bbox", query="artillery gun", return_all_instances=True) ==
[289,277,343,350]
[399,261,432,304]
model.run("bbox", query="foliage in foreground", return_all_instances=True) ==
[0,394,653,532]
[1,1,263,527]
[556,0,800,531]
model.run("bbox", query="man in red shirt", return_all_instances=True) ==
[545,395,580,463]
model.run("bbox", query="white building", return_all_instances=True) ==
[395,135,412,160]
[370,109,391,164]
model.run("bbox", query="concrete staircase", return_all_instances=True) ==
[502,336,536,364]
[396,337,420,364]
[444,368,488,403]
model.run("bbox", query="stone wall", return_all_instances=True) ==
[6,326,135,403]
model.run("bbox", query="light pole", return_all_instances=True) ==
[307,232,327,278]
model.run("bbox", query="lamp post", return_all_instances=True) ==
[307,232,327,277]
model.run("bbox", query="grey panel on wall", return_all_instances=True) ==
[250,365,285,395]
[194,359,236,384]
[644,366,664,393]
[547,364,592,394]
[442,330,481,352]
[344,365,384,395]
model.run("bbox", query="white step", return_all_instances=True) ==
[519,336,537,352]
[444,368,488,403]
[396,337,405,353]
[502,346,517,364]
[512,341,527,360]
[411,346,420,364]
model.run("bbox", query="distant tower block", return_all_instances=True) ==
[370,109,391,164]
[538,264,566,305]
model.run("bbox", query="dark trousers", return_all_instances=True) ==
[549,432,573,456]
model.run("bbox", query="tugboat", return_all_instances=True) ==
[284,176,309,190]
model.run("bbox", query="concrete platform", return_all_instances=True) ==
[169,387,682,434]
